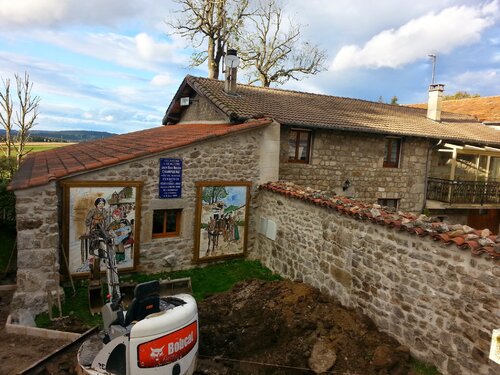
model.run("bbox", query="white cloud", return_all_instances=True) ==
[449,69,500,93]
[331,1,499,71]
[0,0,164,28]
[151,74,174,86]
[0,0,67,26]
[29,30,188,71]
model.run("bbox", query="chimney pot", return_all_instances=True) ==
[427,83,444,121]
[224,49,240,94]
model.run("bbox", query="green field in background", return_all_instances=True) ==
[7,142,72,156]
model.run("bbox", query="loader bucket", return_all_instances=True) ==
[88,280,103,315]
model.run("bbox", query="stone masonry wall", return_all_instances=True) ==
[11,181,60,316]
[179,94,228,123]
[279,128,429,212]
[253,189,499,375]
[65,128,264,273]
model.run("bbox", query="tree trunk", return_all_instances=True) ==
[207,39,218,79]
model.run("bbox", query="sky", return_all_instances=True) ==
[0,0,499,134]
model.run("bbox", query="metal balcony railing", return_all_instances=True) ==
[427,178,500,204]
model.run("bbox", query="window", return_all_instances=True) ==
[378,199,399,210]
[152,209,181,238]
[383,137,401,168]
[288,129,311,163]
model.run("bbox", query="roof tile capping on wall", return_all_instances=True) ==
[256,180,499,375]
[259,181,500,260]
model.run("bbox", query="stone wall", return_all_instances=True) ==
[279,128,429,212]
[179,94,228,123]
[253,189,499,375]
[11,182,60,316]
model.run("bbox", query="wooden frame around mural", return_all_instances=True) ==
[61,181,142,277]
[193,181,251,263]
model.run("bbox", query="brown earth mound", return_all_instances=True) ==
[195,279,413,375]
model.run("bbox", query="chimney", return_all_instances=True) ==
[427,83,444,121]
[224,49,240,94]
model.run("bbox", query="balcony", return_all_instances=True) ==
[427,178,500,205]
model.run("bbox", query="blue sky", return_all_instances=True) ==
[0,0,499,134]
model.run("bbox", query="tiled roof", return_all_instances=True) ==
[166,76,500,147]
[9,119,272,191]
[260,181,500,260]
[407,96,500,123]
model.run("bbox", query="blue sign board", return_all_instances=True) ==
[159,158,182,198]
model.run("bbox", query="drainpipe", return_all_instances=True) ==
[422,139,442,213]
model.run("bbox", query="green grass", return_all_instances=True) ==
[36,259,281,329]
[410,358,441,375]
[35,280,103,329]
[25,145,61,153]
[8,142,73,157]
[121,259,281,301]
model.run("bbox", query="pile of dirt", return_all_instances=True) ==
[195,279,412,375]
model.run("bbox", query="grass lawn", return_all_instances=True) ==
[36,259,281,329]
[20,142,74,155]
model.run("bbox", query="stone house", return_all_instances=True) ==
[8,118,279,315]
[163,77,500,234]
[7,72,500,374]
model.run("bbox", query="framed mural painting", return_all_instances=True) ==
[194,181,251,262]
[62,181,142,277]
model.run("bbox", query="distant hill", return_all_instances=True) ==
[0,129,117,142]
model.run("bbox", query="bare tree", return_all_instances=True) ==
[0,72,40,178]
[167,0,250,79]
[238,0,326,87]
[0,78,14,160]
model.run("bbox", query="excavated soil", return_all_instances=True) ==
[195,279,413,375]
[1,280,416,375]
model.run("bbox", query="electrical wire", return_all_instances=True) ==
[198,355,365,375]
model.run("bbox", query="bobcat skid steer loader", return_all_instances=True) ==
[78,225,198,375]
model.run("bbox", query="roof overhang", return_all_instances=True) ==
[439,143,500,157]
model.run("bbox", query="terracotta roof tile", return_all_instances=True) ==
[259,181,500,259]
[9,118,272,191]
[166,76,500,147]
[407,96,500,123]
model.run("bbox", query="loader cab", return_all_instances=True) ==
[122,280,161,326]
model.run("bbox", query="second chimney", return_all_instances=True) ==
[224,49,239,94]
[427,83,444,121]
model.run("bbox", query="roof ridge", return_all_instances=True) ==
[187,75,438,114]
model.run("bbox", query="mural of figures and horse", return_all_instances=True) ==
[62,181,142,276]
[194,181,250,262]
